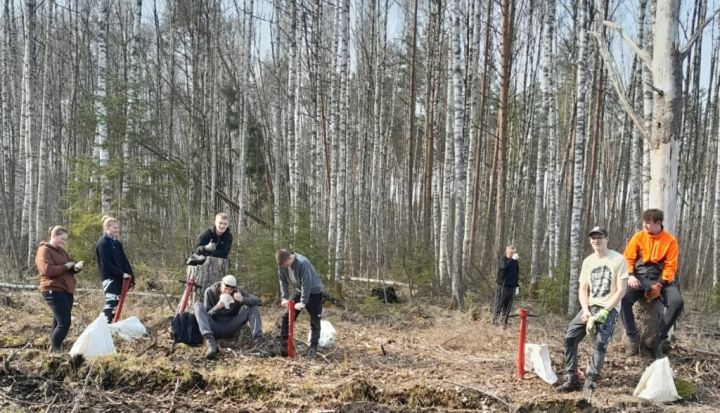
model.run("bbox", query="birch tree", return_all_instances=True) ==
[567,0,588,315]
[21,0,37,266]
[94,0,111,214]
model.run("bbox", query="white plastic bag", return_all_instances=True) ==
[69,313,116,359]
[633,357,681,402]
[107,316,148,341]
[308,319,336,348]
[524,343,558,385]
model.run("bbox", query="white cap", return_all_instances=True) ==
[221,275,237,288]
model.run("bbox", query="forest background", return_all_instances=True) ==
[1,0,720,316]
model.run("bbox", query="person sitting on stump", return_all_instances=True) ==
[193,274,264,359]
[276,249,324,359]
[557,226,628,400]
[193,212,233,260]
[621,208,684,358]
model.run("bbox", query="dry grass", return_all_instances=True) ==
[1,286,719,412]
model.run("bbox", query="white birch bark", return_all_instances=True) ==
[715,87,720,287]
[327,0,341,278]
[236,0,253,234]
[122,0,142,204]
[642,0,656,210]
[271,0,282,244]
[35,0,54,245]
[567,0,588,315]
[94,0,111,214]
[530,0,555,287]
[450,0,465,309]
[21,0,37,265]
[628,0,647,225]
[286,0,299,237]
[2,0,16,235]
[334,0,350,284]
[438,34,454,288]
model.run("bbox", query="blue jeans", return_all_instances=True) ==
[563,306,617,378]
[42,291,74,352]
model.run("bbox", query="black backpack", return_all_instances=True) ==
[171,312,203,346]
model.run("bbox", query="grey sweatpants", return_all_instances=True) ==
[192,302,263,339]
[563,306,618,378]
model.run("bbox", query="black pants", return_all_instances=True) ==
[492,285,515,326]
[620,282,684,340]
[42,291,74,352]
[281,292,323,347]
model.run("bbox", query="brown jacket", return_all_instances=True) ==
[36,241,77,294]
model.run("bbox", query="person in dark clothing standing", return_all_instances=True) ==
[276,249,324,359]
[36,226,84,353]
[194,212,233,259]
[492,245,520,326]
[193,275,264,359]
[96,215,134,323]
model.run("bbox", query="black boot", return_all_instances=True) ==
[204,334,219,359]
[307,346,317,359]
[625,335,639,356]
[556,374,581,392]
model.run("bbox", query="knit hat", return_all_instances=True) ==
[221,275,237,288]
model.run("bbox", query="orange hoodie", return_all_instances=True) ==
[36,241,78,294]
[623,229,679,284]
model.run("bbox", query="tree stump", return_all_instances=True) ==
[186,257,229,306]
[633,298,666,351]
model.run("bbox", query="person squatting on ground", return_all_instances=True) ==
[493,245,520,326]
[557,226,628,399]
[276,249,324,359]
[194,212,233,260]
[96,216,134,323]
[36,226,84,353]
[621,208,684,358]
[193,275,264,359]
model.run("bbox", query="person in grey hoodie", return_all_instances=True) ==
[276,249,324,359]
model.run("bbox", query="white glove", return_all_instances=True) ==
[294,302,305,311]
[512,253,519,260]
[281,298,289,307]
[73,261,84,271]
[204,241,217,252]
[220,293,235,309]
[233,292,243,302]
[64,261,75,270]
[515,287,519,296]
[123,273,132,279]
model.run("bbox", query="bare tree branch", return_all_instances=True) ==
[679,7,720,58]
[589,30,651,142]
[601,20,652,70]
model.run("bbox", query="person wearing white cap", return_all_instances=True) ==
[556,226,628,400]
[192,274,264,359]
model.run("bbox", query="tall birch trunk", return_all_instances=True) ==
[334,0,350,288]
[438,36,454,288]
[35,0,54,247]
[450,0,465,309]
[567,0,588,315]
[94,0,111,214]
[714,89,720,287]
[530,0,555,289]
[21,0,37,267]
[271,0,282,244]
[642,0,656,210]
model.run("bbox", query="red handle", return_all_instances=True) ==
[287,300,295,358]
[177,275,195,314]
[517,308,528,378]
[113,277,132,323]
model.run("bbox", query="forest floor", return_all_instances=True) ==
[1,283,719,412]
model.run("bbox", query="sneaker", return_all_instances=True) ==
[556,375,581,392]
[625,335,639,356]
[582,376,598,400]
[307,346,317,359]
[204,334,219,359]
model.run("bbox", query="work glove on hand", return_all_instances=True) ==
[233,292,243,303]
[220,293,235,309]
[64,261,75,270]
[586,316,597,335]
[594,309,610,324]
[204,241,217,252]
[281,298,289,307]
[294,302,305,311]
[512,253,519,260]
[515,287,520,296]
[73,261,84,271]
[645,282,662,301]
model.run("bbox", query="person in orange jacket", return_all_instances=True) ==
[621,209,684,358]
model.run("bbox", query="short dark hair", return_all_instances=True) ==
[642,209,663,223]
[276,249,291,266]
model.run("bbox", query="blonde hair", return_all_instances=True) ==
[48,225,68,239]
[215,212,229,221]
[102,215,118,230]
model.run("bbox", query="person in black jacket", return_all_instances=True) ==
[192,275,264,359]
[492,245,520,327]
[193,212,233,259]
[96,216,134,323]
